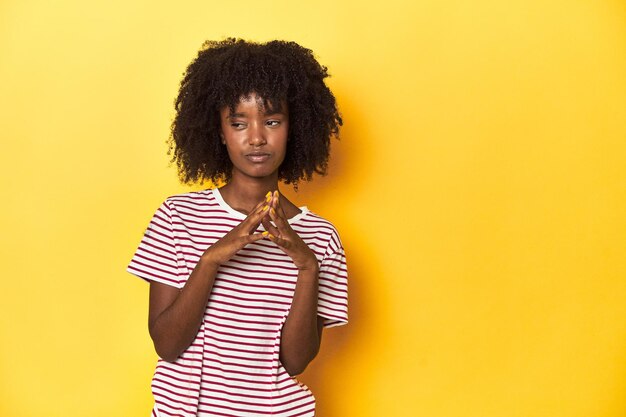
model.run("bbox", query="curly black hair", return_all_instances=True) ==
[167,38,342,188]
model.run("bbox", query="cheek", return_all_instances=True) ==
[221,131,242,148]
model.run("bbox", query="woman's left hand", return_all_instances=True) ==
[262,191,319,271]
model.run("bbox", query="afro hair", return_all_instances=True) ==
[167,38,342,188]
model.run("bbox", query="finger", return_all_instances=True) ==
[252,195,270,214]
[252,204,271,227]
[272,190,280,209]
[250,192,273,217]
[271,191,286,219]
[276,192,288,220]
[269,205,288,231]
[242,232,267,245]
[269,200,291,234]
[239,191,273,232]
[261,216,280,237]
[266,192,275,211]
[267,232,290,248]
[238,200,267,226]
[241,204,270,234]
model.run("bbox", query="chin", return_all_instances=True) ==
[237,168,280,180]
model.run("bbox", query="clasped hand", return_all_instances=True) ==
[201,191,319,271]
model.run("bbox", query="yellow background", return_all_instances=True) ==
[1,1,625,416]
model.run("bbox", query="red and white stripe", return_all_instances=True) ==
[127,188,348,416]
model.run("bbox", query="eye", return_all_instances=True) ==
[266,120,281,127]
[230,122,245,129]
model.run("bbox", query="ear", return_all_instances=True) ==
[219,132,225,145]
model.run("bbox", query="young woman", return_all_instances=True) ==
[127,38,348,417]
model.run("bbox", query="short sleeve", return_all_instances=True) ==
[126,200,184,289]
[317,230,349,328]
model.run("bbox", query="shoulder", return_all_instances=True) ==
[157,189,218,212]
[299,210,344,253]
[162,189,213,206]
[151,189,220,221]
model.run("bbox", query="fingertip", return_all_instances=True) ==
[250,233,265,242]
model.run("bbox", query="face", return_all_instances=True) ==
[219,93,289,181]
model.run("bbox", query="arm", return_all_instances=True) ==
[278,267,325,376]
[263,192,326,375]
[148,198,271,362]
[148,259,218,362]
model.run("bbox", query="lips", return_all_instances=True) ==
[245,153,271,163]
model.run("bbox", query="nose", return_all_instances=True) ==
[247,123,267,147]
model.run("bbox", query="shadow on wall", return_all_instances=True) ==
[283,86,390,416]
[300,245,376,417]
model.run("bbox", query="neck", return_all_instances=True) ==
[219,172,280,213]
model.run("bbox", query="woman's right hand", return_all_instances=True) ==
[200,196,270,266]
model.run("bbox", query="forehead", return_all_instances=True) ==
[221,93,287,117]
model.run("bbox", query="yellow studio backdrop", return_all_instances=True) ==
[1,0,625,416]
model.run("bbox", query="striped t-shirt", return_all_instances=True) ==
[126,187,349,417]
